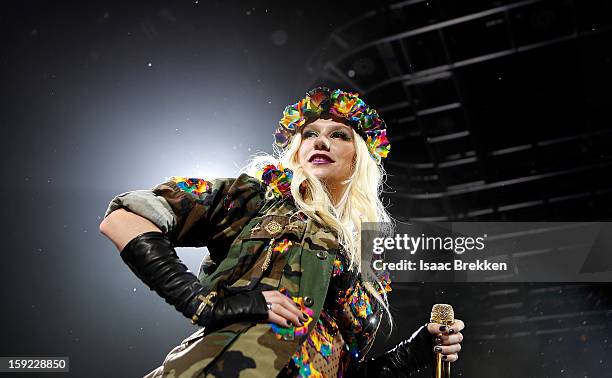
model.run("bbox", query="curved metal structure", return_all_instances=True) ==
[307,0,612,221]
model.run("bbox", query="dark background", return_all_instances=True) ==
[2,1,611,377]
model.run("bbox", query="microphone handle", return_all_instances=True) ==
[434,353,451,378]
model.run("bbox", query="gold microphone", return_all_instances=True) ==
[430,304,454,378]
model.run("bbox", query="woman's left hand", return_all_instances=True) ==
[426,319,465,362]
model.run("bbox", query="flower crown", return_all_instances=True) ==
[274,87,390,164]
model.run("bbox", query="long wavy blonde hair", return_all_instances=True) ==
[243,126,394,327]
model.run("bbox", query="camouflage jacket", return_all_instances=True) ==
[106,170,390,377]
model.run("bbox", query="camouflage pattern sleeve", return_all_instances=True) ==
[103,189,177,234]
[151,173,266,261]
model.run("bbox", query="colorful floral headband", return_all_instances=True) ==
[274,87,390,164]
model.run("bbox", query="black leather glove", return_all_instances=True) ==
[120,231,269,330]
[353,324,434,377]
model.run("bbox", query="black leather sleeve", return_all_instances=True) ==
[352,324,434,377]
[120,231,269,329]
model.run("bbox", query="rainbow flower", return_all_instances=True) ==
[171,177,211,197]
[274,87,390,164]
[258,163,293,199]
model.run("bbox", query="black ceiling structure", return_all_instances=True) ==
[307,1,612,376]
[307,0,612,222]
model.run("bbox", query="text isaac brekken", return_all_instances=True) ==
[372,259,508,271]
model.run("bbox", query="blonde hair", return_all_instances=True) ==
[242,129,394,329]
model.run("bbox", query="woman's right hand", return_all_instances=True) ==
[261,290,309,328]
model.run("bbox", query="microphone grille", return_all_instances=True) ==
[430,304,454,325]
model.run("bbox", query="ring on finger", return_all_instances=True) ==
[266,302,273,311]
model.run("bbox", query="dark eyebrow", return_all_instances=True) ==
[331,125,352,132]
[302,124,352,134]
[331,127,351,133]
